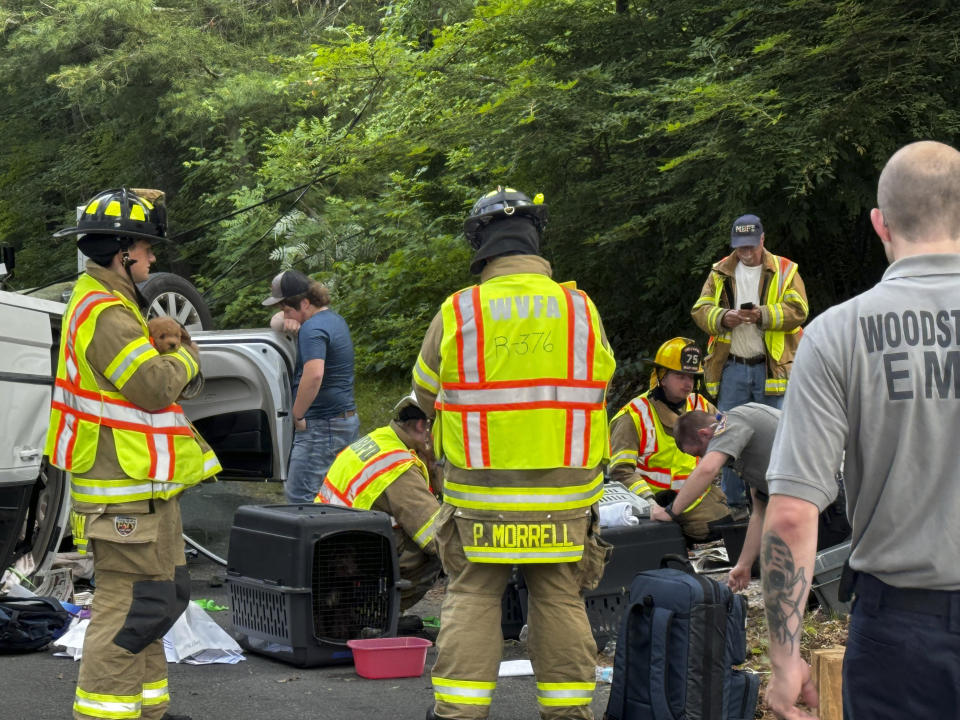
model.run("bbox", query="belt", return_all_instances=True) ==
[855,572,959,617]
[333,409,357,419]
[728,354,766,366]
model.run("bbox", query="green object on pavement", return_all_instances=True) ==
[194,598,228,611]
[422,615,441,628]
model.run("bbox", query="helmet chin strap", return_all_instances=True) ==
[121,249,150,311]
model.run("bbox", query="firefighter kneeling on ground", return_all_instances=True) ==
[413,187,615,720]
[315,394,443,614]
[47,188,221,720]
[608,337,733,544]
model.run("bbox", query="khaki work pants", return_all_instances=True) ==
[431,517,602,720]
[74,496,190,720]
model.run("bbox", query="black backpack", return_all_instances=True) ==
[604,556,760,720]
[0,596,71,653]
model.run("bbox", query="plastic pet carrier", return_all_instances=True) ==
[227,504,400,667]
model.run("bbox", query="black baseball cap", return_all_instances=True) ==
[262,269,312,306]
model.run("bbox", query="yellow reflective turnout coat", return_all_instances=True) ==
[691,250,808,396]
[413,255,616,564]
[45,263,220,512]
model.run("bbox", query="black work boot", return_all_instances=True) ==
[160,713,193,720]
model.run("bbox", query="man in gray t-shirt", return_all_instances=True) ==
[762,141,960,720]
[656,404,781,591]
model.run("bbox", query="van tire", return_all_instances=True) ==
[138,272,214,332]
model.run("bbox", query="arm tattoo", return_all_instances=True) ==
[761,532,808,653]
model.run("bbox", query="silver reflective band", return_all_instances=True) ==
[442,484,601,505]
[414,361,440,392]
[432,681,495,699]
[566,289,591,380]
[442,384,604,407]
[107,341,156,386]
[537,688,595,699]
[466,548,583,560]
[343,451,411,502]
[456,291,481,383]
[53,386,187,429]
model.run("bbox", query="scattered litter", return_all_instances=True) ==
[35,567,75,603]
[54,601,245,665]
[193,598,228,612]
[690,546,731,573]
[51,552,94,581]
[421,616,441,629]
[72,591,94,607]
[595,666,614,683]
[498,659,534,677]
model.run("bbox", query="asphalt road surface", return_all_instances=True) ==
[1,481,612,719]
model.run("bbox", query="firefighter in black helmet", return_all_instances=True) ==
[48,187,219,720]
[416,186,614,720]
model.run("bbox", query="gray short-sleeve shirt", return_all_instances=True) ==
[706,404,780,497]
[767,254,960,590]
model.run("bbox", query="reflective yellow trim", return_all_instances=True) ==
[74,687,141,720]
[413,506,443,549]
[171,347,200,379]
[85,199,101,215]
[432,676,495,705]
[537,680,595,706]
[413,354,441,393]
[442,475,603,511]
[128,204,146,222]
[104,200,122,217]
[609,449,638,467]
[104,338,160,389]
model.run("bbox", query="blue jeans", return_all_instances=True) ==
[717,358,783,506]
[285,413,360,503]
[843,574,960,718]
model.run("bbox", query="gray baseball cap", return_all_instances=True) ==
[262,269,311,306]
[730,214,764,248]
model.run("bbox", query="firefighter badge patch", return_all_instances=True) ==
[114,516,138,537]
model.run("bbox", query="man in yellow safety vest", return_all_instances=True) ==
[608,337,732,542]
[316,394,443,611]
[414,187,615,720]
[47,188,220,720]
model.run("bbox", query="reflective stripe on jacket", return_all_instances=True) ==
[435,274,615,476]
[45,272,220,504]
[318,425,432,541]
[609,391,711,511]
[691,251,808,396]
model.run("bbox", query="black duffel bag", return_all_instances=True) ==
[0,596,71,653]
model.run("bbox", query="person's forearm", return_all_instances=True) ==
[761,496,819,668]
[737,495,766,568]
[292,374,323,420]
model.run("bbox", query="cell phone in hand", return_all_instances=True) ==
[739,302,755,310]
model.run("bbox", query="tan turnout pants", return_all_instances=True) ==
[431,515,604,720]
[74,496,190,720]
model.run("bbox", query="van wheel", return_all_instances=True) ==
[138,272,214,332]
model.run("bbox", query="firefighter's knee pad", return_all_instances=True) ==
[113,565,191,654]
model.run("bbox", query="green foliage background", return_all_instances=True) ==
[2,0,959,383]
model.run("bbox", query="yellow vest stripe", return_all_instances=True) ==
[74,687,141,719]
[413,354,441,393]
[463,546,584,562]
[537,681,595,706]
[105,338,159,389]
[432,676,495,705]
[442,474,603,512]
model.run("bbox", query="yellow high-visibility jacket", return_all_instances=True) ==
[609,391,713,511]
[45,265,220,508]
[317,423,442,551]
[691,250,808,396]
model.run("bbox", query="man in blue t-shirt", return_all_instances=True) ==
[264,269,360,502]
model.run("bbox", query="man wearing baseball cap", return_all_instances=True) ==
[690,214,808,513]
[263,269,359,503]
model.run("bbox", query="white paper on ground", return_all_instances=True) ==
[52,601,245,664]
[498,659,534,677]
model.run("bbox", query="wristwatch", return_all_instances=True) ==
[664,502,681,521]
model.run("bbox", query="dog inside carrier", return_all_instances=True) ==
[227,504,400,667]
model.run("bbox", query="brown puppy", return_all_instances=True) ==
[148,316,183,353]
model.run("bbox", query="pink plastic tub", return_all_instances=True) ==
[346,637,433,679]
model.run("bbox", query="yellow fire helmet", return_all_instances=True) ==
[649,337,704,388]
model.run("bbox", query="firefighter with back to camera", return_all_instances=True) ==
[413,187,615,720]
[46,188,221,720]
